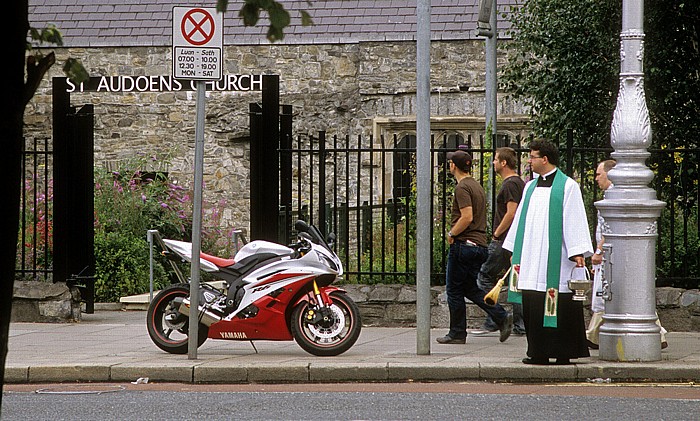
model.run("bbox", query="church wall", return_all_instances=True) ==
[23,40,529,235]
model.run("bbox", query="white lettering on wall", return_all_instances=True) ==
[64,75,264,93]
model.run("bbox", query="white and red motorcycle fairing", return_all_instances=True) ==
[146,221,361,356]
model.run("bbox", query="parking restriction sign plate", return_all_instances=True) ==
[172,7,223,80]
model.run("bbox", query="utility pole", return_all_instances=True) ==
[415,0,432,356]
[478,0,498,148]
[478,0,498,224]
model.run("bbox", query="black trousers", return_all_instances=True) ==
[522,290,590,360]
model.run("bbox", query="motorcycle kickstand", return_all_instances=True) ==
[248,340,258,354]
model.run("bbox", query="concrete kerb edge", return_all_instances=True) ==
[109,365,195,383]
[387,364,479,381]
[3,366,29,383]
[193,365,248,383]
[479,362,578,381]
[245,363,310,383]
[27,365,111,383]
[577,364,700,383]
[7,364,700,384]
[310,363,389,382]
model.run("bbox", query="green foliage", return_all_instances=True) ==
[94,154,190,240]
[503,0,699,203]
[16,178,53,277]
[501,0,621,146]
[657,209,700,289]
[217,0,313,42]
[341,159,454,285]
[645,0,700,211]
[502,1,699,288]
[26,24,88,85]
[28,24,63,48]
[93,153,240,300]
[484,121,493,149]
[62,58,90,85]
[94,232,168,302]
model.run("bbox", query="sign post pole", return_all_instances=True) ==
[415,0,431,356]
[188,80,206,359]
[172,6,223,360]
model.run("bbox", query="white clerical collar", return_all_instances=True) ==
[539,168,557,181]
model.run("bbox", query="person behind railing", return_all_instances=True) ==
[474,147,527,336]
[585,159,669,350]
[435,150,513,345]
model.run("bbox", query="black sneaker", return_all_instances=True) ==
[499,313,513,342]
[436,335,466,344]
[513,327,527,335]
[472,326,498,335]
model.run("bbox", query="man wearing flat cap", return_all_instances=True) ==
[436,150,513,344]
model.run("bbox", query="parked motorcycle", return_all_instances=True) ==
[146,220,361,356]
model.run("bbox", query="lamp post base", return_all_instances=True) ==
[599,332,662,362]
[599,313,662,361]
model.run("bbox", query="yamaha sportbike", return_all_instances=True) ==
[146,220,361,356]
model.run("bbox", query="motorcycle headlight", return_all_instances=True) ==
[317,252,338,271]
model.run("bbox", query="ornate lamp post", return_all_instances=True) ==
[596,0,665,361]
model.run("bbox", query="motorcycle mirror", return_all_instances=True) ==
[326,232,336,245]
[294,220,309,233]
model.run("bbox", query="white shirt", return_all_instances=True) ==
[503,174,594,292]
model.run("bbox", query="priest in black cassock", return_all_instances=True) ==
[503,139,593,365]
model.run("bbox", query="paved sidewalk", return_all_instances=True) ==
[5,310,700,384]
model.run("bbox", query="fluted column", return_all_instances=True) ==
[595,0,665,361]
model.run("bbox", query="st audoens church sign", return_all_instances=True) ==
[66,74,263,93]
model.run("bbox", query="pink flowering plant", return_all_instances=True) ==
[93,153,236,301]
[94,156,191,240]
[16,176,53,278]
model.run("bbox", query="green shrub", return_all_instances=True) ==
[94,156,190,240]
[94,232,169,302]
[92,153,242,301]
[657,209,699,289]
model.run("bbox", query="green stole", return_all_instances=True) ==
[510,169,566,328]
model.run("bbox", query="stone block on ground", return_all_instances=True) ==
[12,281,81,322]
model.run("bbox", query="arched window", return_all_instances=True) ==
[392,132,465,201]
[392,135,416,200]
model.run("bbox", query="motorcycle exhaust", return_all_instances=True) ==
[173,297,222,327]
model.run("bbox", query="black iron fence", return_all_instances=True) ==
[17,130,699,290]
[282,130,700,289]
[17,137,53,282]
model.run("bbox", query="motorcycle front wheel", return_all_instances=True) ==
[146,284,208,354]
[291,291,362,356]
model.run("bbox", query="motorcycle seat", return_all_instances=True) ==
[200,251,235,268]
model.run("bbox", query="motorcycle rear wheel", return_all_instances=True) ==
[146,284,208,354]
[291,291,362,356]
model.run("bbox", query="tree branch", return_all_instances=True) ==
[23,52,55,108]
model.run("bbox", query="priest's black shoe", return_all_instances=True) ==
[586,339,599,350]
[554,358,572,365]
[436,335,466,344]
[522,357,549,365]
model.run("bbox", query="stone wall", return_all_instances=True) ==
[341,284,700,332]
[11,281,699,331]
[12,281,81,323]
[23,41,527,235]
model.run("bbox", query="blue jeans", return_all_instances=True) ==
[445,241,508,339]
[477,240,525,331]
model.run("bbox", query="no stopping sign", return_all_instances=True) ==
[173,7,223,80]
